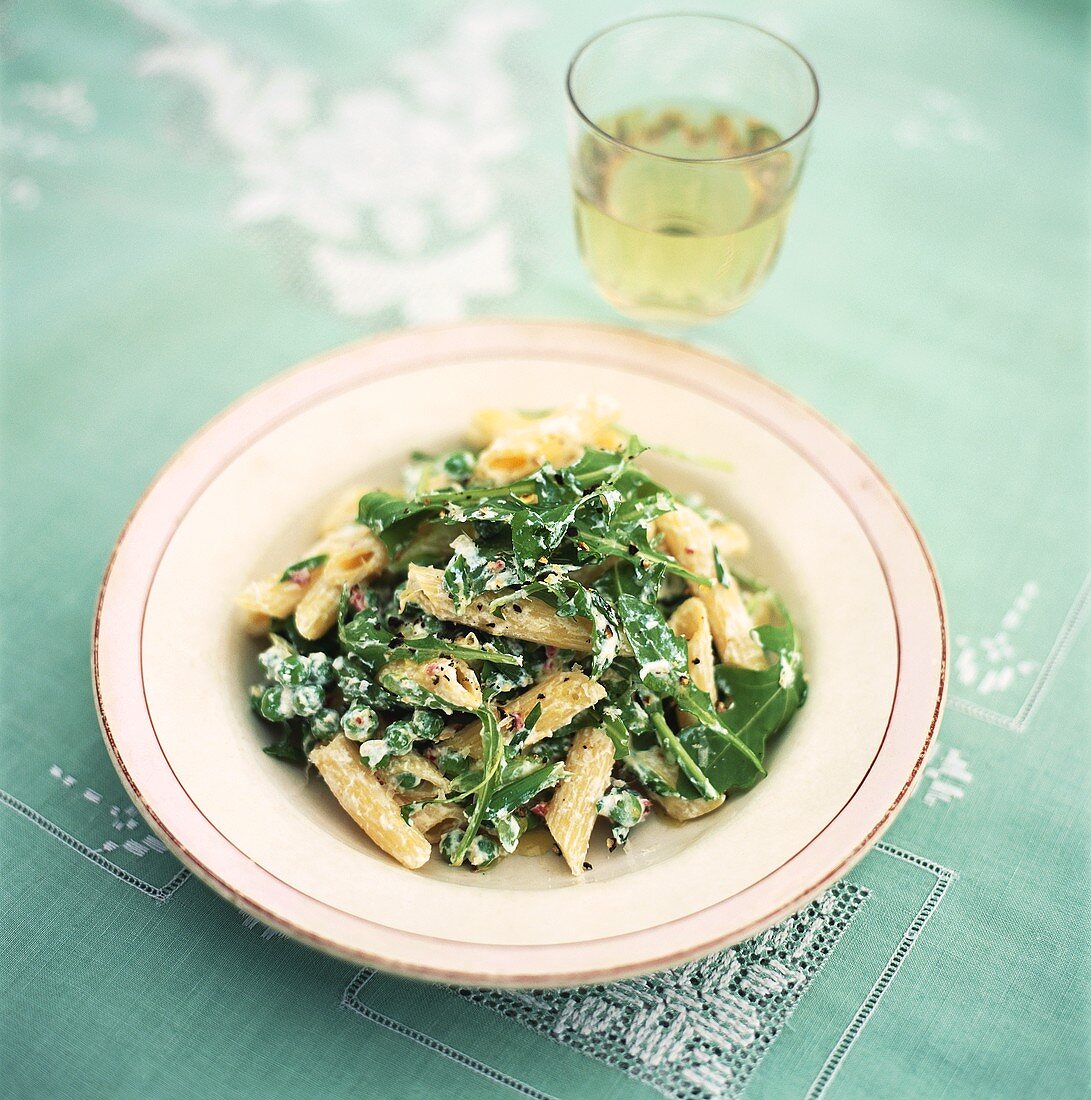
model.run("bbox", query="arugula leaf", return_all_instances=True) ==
[511,499,580,576]
[279,555,328,582]
[442,533,516,607]
[576,531,709,587]
[712,544,730,586]
[596,666,650,756]
[493,812,527,854]
[393,635,523,668]
[600,709,631,756]
[263,742,306,763]
[338,610,394,668]
[556,584,622,677]
[691,618,806,792]
[643,441,734,473]
[389,522,456,574]
[483,760,565,821]
[356,491,429,554]
[649,708,718,800]
[443,541,478,608]
[615,594,689,694]
[598,558,666,605]
[616,594,767,792]
[451,707,503,865]
[623,748,679,796]
[674,684,766,785]
[377,662,477,714]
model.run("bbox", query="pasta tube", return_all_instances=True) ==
[309,734,431,869]
[710,519,751,559]
[546,727,615,874]
[653,790,724,820]
[400,565,632,656]
[294,526,389,640]
[656,506,765,670]
[444,668,606,758]
[237,523,386,638]
[380,656,483,713]
[474,397,625,484]
[318,484,372,534]
[668,597,717,726]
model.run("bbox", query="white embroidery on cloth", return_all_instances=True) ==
[2,79,98,207]
[920,744,972,807]
[894,87,994,151]
[17,81,97,130]
[48,763,167,857]
[0,787,189,900]
[128,0,540,320]
[460,882,869,1099]
[242,914,284,941]
[954,580,1039,696]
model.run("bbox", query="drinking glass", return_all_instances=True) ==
[566,14,819,323]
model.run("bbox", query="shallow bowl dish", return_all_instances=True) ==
[93,320,946,987]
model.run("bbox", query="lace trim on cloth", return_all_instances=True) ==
[458,881,869,1100]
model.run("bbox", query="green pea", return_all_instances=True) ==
[310,708,340,737]
[292,684,324,718]
[259,684,295,722]
[304,652,334,685]
[358,740,391,769]
[442,450,475,479]
[274,653,310,686]
[341,705,379,741]
[439,828,464,863]
[383,720,414,755]
[411,709,444,740]
[258,646,284,679]
[393,771,421,791]
[436,748,470,778]
[466,835,500,868]
[611,790,645,827]
[597,787,647,828]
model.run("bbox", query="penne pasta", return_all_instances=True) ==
[386,750,449,794]
[474,397,626,484]
[653,790,725,820]
[656,506,765,670]
[239,608,273,638]
[444,668,607,758]
[400,565,633,656]
[467,407,532,448]
[294,526,388,640]
[309,734,431,869]
[710,519,751,559]
[409,801,466,840]
[380,656,483,713]
[668,597,717,727]
[237,522,386,637]
[546,727,615,874]
[237,573,313,621]
[699,585,766,671]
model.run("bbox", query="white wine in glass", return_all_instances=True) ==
[567,18,818,323]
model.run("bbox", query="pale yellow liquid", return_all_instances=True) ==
[573,105,796,322]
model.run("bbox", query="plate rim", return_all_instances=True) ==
[92,318,947,987]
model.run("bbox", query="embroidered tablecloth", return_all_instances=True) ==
[2,2,1088,1097]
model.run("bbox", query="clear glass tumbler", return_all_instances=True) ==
[566,14,819,323]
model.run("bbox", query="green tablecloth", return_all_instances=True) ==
[2,1,1088,1097]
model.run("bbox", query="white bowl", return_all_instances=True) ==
[93,320,946,987]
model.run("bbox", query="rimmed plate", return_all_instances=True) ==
[93,320,946,988]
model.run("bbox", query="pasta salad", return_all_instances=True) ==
[238,398,806,874]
